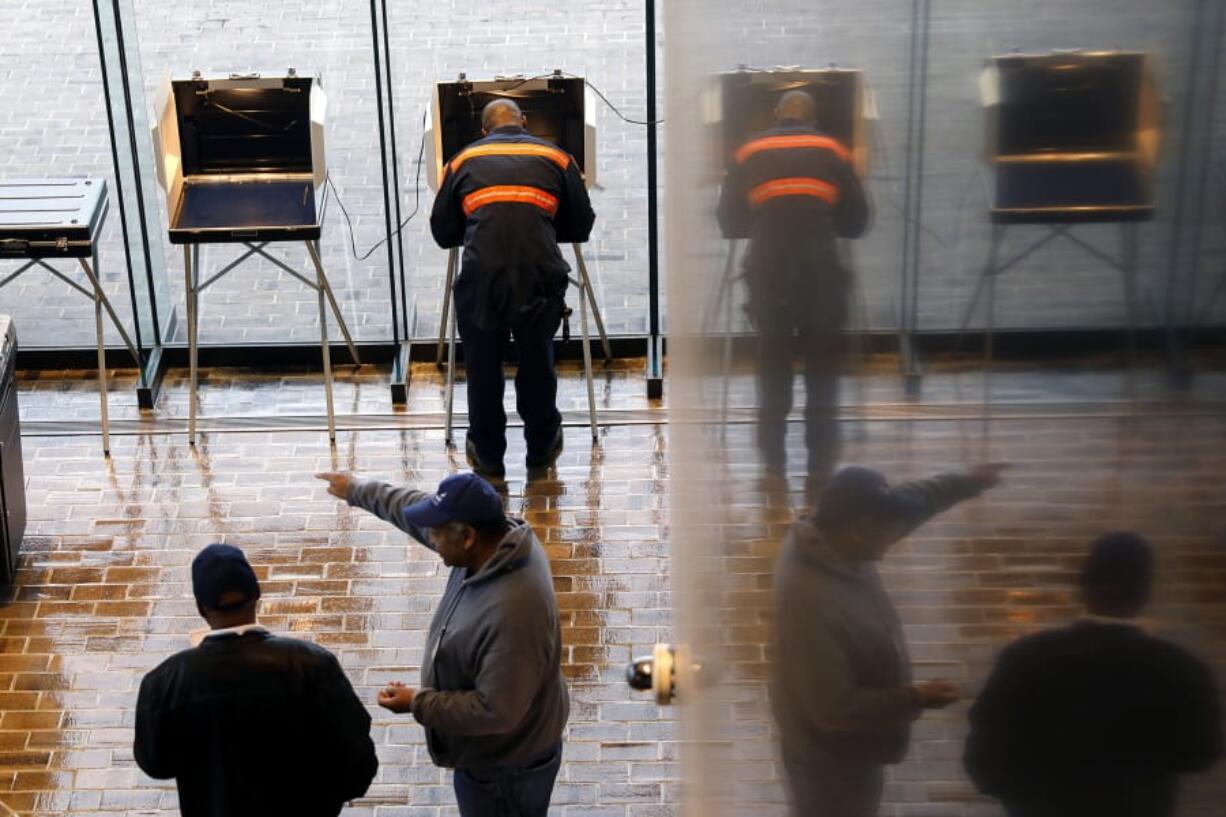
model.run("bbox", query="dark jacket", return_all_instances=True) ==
[964,619,1222,817]
[772,473,986,768]
[430,125,596,331]
[134,628,378,817]
[347,478,569,769]
[717,122,869,329]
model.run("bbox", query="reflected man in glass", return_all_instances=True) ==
[772,464,1004,817]
[964,532,1222,817]
[718,90,869,500]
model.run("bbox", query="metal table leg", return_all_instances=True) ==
[846,243,871,442]
[982,224,1004,424]
[186,244,200,446]
[436,249,457,366]
[444,286,458,448]
[1120,223,1140,367]
[306,242,338,445]
[75,261,141,365]
[717,240,738,433]
[579,274,598,442]
[572,245,612,362]
[90,247,111,456]
[316,266,361,365]
[240,241,361,366]
[74,252,142,456]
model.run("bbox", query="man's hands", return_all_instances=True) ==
[914,679,959,709]
[377,681,416,714]
[968,463,1010,491]
[316,472,354,500]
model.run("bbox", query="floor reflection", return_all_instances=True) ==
[0,368,1224,814]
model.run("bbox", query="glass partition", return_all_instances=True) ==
[1179,3,1226,331]
[384,0,652,339]
[662,2,1226,817]
[128,0,395,345]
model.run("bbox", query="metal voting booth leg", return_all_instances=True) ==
[439,245,608,450]
[960,222,1142,415]
[0,253,140,456]
[706,239,873,436]
[704,239,738,433]
[183,241,361,446]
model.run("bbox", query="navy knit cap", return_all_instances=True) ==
[192,544,261,612]
[1081,531,1153,602]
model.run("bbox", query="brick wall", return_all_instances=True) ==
[0,1,1220,350]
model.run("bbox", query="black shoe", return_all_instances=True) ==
[465,438,506,483]
[526,428,564,478]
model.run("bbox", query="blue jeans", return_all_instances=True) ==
[453,743,563,817]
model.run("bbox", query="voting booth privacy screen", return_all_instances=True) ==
[714,68,873,175]
[153,72,328,243]
[426,74,598,190]
[982,51,1161,223]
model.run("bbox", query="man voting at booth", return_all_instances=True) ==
[718,90,869,500]
[430,99,595,483]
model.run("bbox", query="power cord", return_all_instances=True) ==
[328,109,428,261]
[473,71,663,126]
[569,73,664,126]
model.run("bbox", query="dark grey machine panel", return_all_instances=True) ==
[0,316,25,587]
[0,179,108,259]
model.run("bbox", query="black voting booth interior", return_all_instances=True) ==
[167,76,319,242]
[963,50,1163,399]
[719,69,866,172]
[988,51,1159,222]
[435,76,589,174]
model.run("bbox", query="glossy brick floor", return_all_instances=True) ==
[1,356,1225,815]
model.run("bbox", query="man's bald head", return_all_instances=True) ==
[482,99,525,133]
[774,90,817,126]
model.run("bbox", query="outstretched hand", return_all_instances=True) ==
[968,463,1010,490]
[914,679,959,709]
[316,472,354,500]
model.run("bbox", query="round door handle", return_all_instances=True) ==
[626,643,679,705]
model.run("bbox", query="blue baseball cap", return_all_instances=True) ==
[192,544,261,611]
[817,466,926,528]
[402,472,505,528]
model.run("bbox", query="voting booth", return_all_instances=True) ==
[712,67,875,177]
[0,178,139,454]
[982,50,1160,223]
[425,72,607,449]
[425,72,598,191]
[153,70,359,445]
[965,50,1163,399]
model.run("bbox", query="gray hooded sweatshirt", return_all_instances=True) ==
[347,478,568,769]
[771,472,986,769]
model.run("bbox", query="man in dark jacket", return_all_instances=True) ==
[134,544,378,817]
[718,90,870,499]
[317,470,568,817]
[773,463,1005,817]
[431,98,596,482]
[964,531,1222,817]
